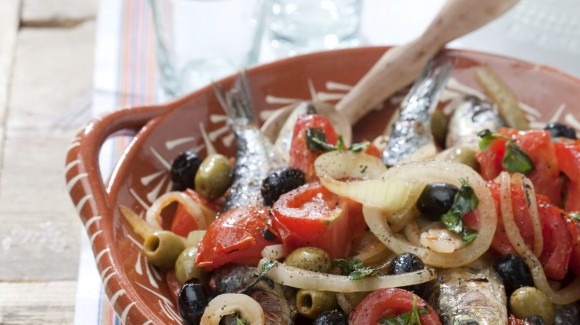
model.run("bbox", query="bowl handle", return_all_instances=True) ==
[65,104,173,226]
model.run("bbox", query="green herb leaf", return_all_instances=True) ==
[478,129,502,151]
[502,142,534,174]
[242,260,278,294]
[305,128,333,152]
[569,212,580,222]
[332,258,378,280]
[236,317,249,325]
[348,141,371,152]
[478,129,534,174]
[440,179,479,243]
[378,296,430,325]
[305,128,370,153]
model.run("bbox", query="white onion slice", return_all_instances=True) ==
[146,191,213,230]
[363,160,497,268]
[257,258,436,293]
[500,172,580,305]
[200,293,264,325]
[513,174,543,257]
[261,244,284,260]
[315,151,420,210]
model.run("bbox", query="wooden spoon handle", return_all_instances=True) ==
[336,0,519,125]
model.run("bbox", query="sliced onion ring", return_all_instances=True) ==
[363,160,497,268]
[315,151,420,210]
[257,258,436,293]
[146,191,213,230]
[200,293,264,325]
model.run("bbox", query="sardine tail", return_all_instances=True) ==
[213,71,257,128]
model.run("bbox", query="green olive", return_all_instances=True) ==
[510,287,555,325]
[284,247,331,273]
[436,146,480,172]
[194,154,232,199]
[296,289,338,319]
[143,230,185,268]
[174,246,208,284]
[430,108,450,147]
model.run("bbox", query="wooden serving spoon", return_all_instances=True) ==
[261,0,519,143]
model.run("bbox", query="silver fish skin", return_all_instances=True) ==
[445,95,505,148]
[214,74,286,211]
[427,265,508,325]
[381,56,454,166]
[210,265,297,325]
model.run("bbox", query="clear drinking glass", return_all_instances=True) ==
[268,0,363,56]
[149,0,262,99]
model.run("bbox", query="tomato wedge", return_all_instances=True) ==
[289,114,338,181]
[195,206,281,270]
[170,189,222,237]
[566,215,580,276]
[349,288,441,325]
[271,182,366,259]
[487,181,573,280]
[476,128,562,205]
[554,139,580,211]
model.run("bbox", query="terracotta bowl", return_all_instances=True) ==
[65,46,580,324]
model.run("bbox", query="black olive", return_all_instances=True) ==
[386,253,426,296]
[544,122,577,140]
[261,167,306,206]
[525,316,546,325]
[178,279,210,325]
[313,309,348,325]
[493,254,534,296]
[416,183,459,221]
[171,151,203,191]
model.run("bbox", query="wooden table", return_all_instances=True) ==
[0,0,97,323]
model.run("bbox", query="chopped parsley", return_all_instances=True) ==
[236,317,249,325]
[378,296,430,325]
[332,258,379,280]
[305,128,370,153]
[478,129,534,174]
[440,179,479,243]
[241,260,277,294]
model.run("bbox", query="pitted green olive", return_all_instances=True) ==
[194,154,232,199]
[143,230,185,268]
[510,287,555,325]
[296,289,338,319]
[175,246,207,284]
[285,247,331,273]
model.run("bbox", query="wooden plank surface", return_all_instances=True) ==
[0,281,76,324]
[0,0,97,323]
[0,0,21,161]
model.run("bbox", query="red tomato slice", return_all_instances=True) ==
[195,206,281,270]
[271,182,366,259]
[476,129,562,205]
[477,136,507,180]
[289,114,338,181]
[487,181,573,280]
[170,189,222,237]
[363,140,382,158]
[566,215,580,276]
[555,140,580,182]
[554,140,580,211]
[537,198,573,280]
[487,182,535,256]
[349,288,441,325]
